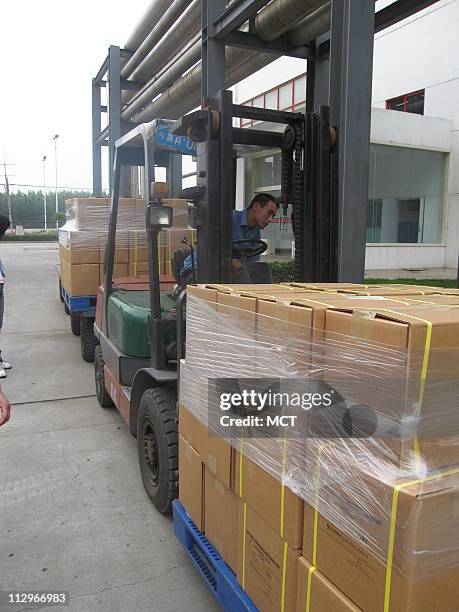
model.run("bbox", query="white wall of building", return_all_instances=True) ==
[231,0,459,271]
[372,0,459,268]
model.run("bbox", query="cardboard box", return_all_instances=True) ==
[128,261,150,276]
[323,305,459,467]
[289,282,369,292]
[60,260,100,296]
[163,198,189,228]
[99,231,129,264]
[179,403,234,489]
[234,449,303,549]
[296,557,361,612]
[237,503,300,612]
[65,197,110,230]
[59,231,100,264]
[178,434,203,530]
[159,228,196,275]
[302,460,459,612]
[99,263,128,282]
[204,467,240,573]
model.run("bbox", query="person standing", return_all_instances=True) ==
[0,214,12,377]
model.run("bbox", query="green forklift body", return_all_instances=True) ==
[107,289,177,358]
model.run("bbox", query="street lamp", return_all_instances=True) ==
[52,134,59,228]
[42,155,47,230]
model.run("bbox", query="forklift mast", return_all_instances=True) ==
[103,119,197,370]
[172,89,337,284]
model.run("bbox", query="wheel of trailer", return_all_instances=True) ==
[137,387,178,514]
[80,317,97,362]
[70,313,81,336]
[94,345,113,408]
[59,278,64,303]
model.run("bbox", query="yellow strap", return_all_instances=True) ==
[376,309,433,463]
[383,466,459,612]
[312,446,323,565]
[280,485,285,538]
[242,502,247,589]
[239,449,243,498]
[305,565,317,612]
[280,435,287,538]
[134,231,138,276]
[280,542,288,612]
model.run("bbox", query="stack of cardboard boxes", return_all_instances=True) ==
[59,197,194,295]
[178,283,459,612]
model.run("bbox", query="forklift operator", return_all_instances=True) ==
[180,192,279,284]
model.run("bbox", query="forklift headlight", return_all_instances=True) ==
[146,205,173,230]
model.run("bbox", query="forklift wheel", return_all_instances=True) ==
[80,317,97,362]
[70,313,81,336]
[59,278,64,303]
[94,345,114,408]
[137,387,178,514]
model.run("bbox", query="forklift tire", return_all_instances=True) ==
[80,317,97,362]
[137,387,178,514]
[59,278,64,303]
[70,313,81,336]
[64,303,70,315]
[94,345,114,408]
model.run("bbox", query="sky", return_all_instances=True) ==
[0,0,151,193]
[0,0,402,196]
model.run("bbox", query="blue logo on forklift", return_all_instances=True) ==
[155,121,197,156]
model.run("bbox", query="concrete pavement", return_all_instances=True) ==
[0,242,218,612]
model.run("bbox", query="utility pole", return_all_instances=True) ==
[42,155,47,230]
[52,134,59,228]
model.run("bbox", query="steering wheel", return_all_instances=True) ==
[232,239,267,260]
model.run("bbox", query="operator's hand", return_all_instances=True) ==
[232,258,242,271]
[0,388,10,427]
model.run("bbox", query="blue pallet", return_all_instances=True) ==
[62,286,97,315]
[173,500,257,612]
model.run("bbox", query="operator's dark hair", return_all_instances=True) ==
[247,192,279,210]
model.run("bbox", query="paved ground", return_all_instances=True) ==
[0,243,218,612]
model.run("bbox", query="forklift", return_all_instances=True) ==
[93,90,336,513]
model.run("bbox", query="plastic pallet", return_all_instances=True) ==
[62,286,97,314]
[173,500,257,612]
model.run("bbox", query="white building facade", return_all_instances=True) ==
[232,0,459,271]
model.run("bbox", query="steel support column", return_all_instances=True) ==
[197,0,227,282]
[329,0,374,282]
[92,79,103,196]
[201,0,225,97]
[108,46,122,194]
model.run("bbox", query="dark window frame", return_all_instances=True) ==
[386,89,425,114]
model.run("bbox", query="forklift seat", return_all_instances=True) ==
[171,246,191,287]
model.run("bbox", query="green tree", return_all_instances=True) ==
[0,190,92,228]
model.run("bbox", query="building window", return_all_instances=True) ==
[367,144,446,244]
[386,90,424,115]
[250,152,293,256]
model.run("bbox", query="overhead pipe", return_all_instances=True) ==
[131,45,277,123]
[124,0,175,52]
[127,0,201,85]
[121,37,201,120]
[288,1,331,47]
[121,0,193,79]
[126,0,331,123]
[254,0,328,41]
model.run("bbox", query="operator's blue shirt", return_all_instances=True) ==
[180,208,261,276]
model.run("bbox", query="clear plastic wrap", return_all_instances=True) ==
[179,287,459,585]
[59,197,194,280]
